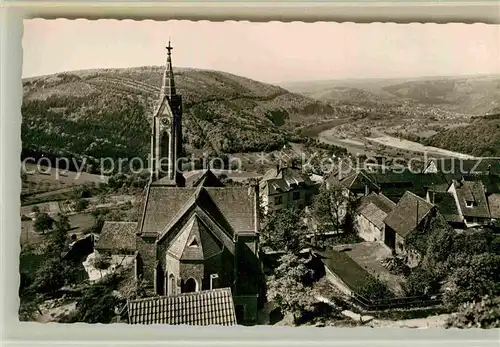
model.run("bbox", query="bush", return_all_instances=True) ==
[446,295,500,329]
[356,277,394,302]
[21,214,32,221]
[74,199,89,212]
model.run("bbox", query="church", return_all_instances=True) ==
[97,43,262,324]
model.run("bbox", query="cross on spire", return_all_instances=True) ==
[166,40,173,55]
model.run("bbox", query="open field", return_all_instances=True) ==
[20,212,95,247]
[22,163,108,196]
[367,135,475,159]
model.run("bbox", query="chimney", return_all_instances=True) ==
[364,184,369,196]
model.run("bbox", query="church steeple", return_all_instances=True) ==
[150,41,184,186]
[160,41,176,99]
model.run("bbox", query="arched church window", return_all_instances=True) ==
[169,274,176,295]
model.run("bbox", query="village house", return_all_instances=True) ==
[98,43,262,325]
[354,192,396,242]
[259,164,317,214]
[447,179,491,227]
[330,168,450,202]
[425,190,465,229]
[383,191,447,266]
[424,158,500,176]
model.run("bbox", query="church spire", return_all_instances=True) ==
[150,41,184,187]
[161,40,176,99]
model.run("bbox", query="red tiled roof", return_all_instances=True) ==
[127,288,237,325]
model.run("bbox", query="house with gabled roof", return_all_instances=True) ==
[95,221,138,255]
[354,192,396,242]
[425,190,465,228]
[424,158,500,176]
[330,167,450,202]
[383,191,446,266]
[447,179,491,227]
[259,164,317,214]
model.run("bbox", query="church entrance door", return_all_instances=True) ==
[183,278,197,293]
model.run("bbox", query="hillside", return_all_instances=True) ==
[22,66,345,171]
[423,113,500,157]
[281,74,500,116]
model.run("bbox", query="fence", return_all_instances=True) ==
[350,292,442,311]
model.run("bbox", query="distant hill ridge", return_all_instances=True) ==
[281,74,500,115]
[22,66,348,165]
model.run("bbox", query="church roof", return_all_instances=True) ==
[151,169,224,187]
[184,169,224,187]
[167,214,223,260]
[138,185,257,237]
[127,287,237,325]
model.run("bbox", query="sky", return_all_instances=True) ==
[22,19,499,83]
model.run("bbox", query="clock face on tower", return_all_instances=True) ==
[160,117,170,126]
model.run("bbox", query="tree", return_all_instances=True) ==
[311,183,355,234]
[261,207,308,253]
[29,256,79,294]
[31,205,40,214]
[356,277,394,301]
[266,254,315,324]
[55,213,71,232]
[74,198,89,212]
[70,283,123,324]
[33,212,54,234]
[442,253,500,309]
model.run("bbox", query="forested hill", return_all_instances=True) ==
[22,66,346,169]
[423,111,500,158]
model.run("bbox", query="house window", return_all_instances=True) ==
[465,200,477,208]
[274,196,283,205]
[292,191,301,201]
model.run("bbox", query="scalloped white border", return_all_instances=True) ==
[2,2,500,346]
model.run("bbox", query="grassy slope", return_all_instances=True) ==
[22,66,343,163]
